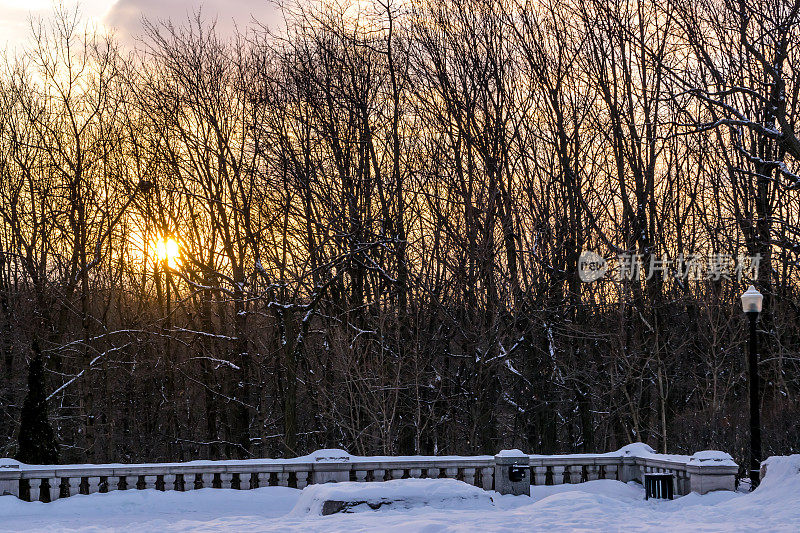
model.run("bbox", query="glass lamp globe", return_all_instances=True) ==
[741,285,763,313]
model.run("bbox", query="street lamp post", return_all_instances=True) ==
[740,285,763,489]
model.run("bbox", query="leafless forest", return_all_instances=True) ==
[1,0,799,469]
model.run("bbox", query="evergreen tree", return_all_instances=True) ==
[15,340,58,464]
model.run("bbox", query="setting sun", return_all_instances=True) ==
[155,238,180,268]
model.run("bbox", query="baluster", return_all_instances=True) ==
[390,469,404,480]
[49,477,62,501]
[29,478,43,502]
[569,466,581,484]
[426,467,440,479]
[86,477,100,494]
[40,478,51,502]
[587,466,599,481]
[534,466,546,486]
[142,475,157,490]
[219,473,233,489]
[354,470,368,482]
[296,471,309,489]
[199,473,212,489]
[444,467,458,479]
[481,467,494,490]
[605,465,618,480]
[371,469,385,482]
[163,474,176,491]
[277,472,289,487]
[65,477,79,497]
[409,468,422,479]
[257,472,270,489]
[550,467,562,485]
[242,473,255,490]
[462,468,476,486]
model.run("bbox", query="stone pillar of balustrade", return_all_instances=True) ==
[686,451,738,494]
[494,450,530,496]
[425,467,439,479]
[371,469,385,482]
[311,449,350,485]
[0,465,21,498]
[618,457,641,483]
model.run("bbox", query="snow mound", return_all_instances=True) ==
[0,458,21,469]
[617,443,656,456]
[532,479,644,502]
[758,455,800,492]
[689,450,737,467]
[290,478,494,516]
[496,449,526,457]
[303,449,351,462]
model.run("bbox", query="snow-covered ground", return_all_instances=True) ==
[1,455,798,532]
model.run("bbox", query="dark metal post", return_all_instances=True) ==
[747,311,761,489]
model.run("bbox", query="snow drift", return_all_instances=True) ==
[289,478,494,516]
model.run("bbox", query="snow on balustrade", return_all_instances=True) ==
[0,444,740,503]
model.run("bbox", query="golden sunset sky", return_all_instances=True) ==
[0,0,281,50]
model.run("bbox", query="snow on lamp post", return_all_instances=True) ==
[740,285,763,490]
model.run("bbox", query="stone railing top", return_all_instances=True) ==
[529,443,691,465]
[0,443,738,476]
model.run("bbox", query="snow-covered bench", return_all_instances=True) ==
[0,444,739,503]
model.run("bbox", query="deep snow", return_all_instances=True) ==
[1,455,798,532]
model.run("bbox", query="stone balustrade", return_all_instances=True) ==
[0,445,739,502]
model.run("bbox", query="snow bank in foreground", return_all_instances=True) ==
[759,455,800,491]
[290,478,493,516]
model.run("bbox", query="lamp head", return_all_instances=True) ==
[741,285,763,314]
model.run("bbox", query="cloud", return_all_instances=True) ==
[104,0,282,45]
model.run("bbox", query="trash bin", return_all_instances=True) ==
[644,473,674,500]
